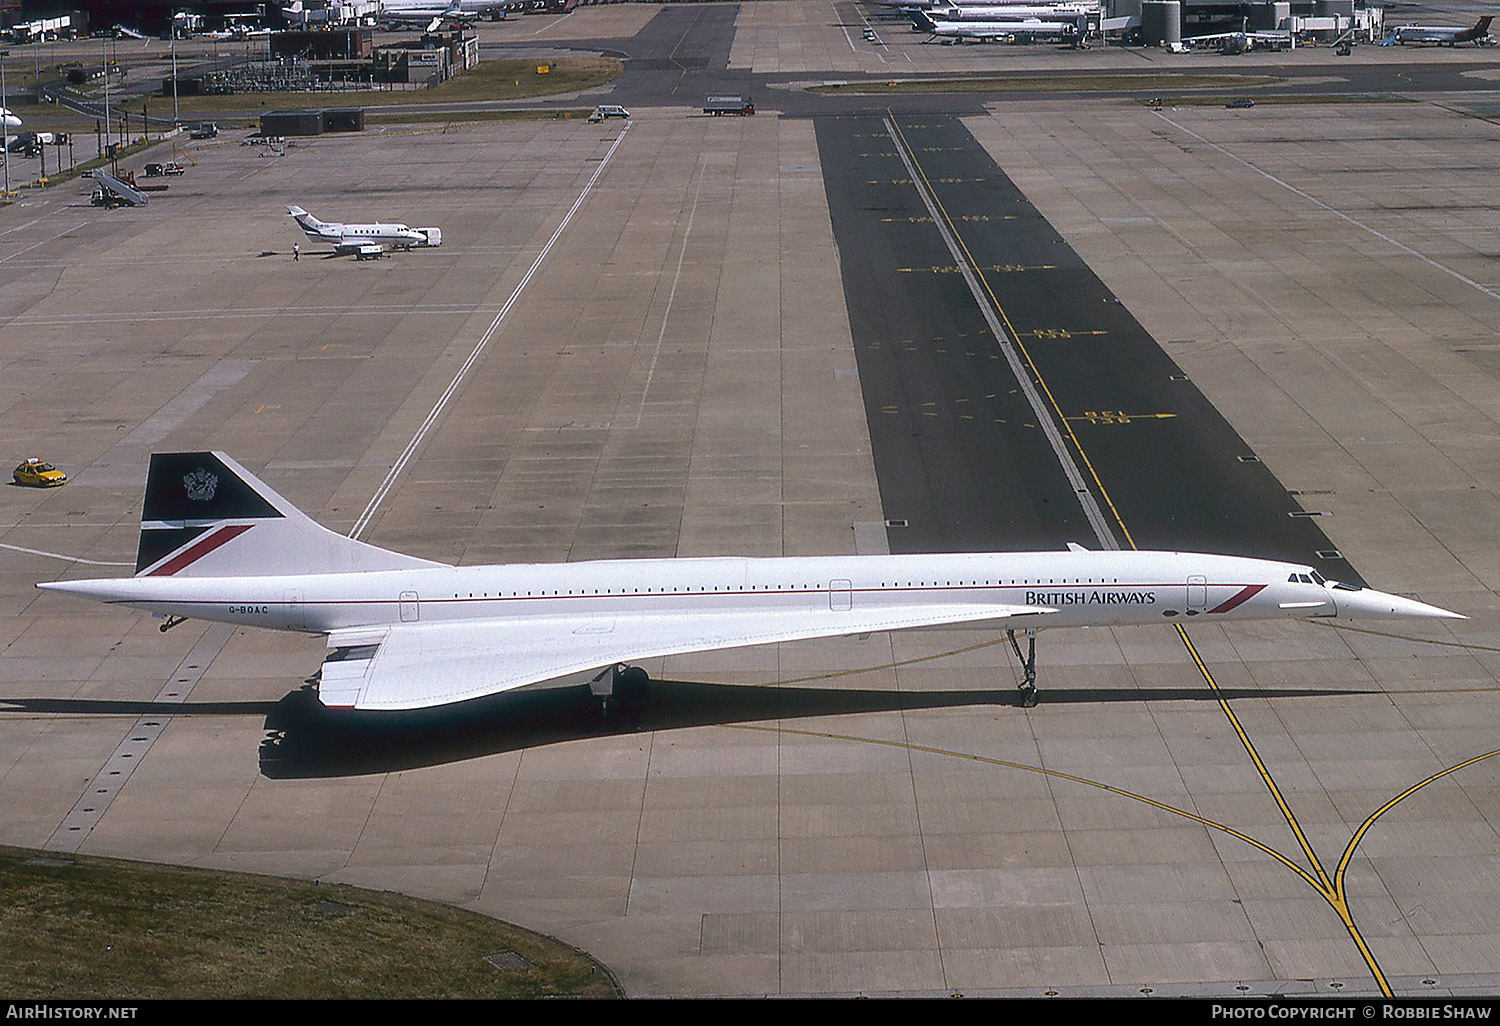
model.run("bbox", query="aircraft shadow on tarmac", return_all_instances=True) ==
[0,679,1374,779]
[252,676,1372,779]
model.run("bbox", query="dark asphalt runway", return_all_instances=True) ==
[816,113,1088,552]
[816,112,1363,582]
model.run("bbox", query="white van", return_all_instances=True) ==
[588,104,630,122]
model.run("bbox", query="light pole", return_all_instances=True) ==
[102,36,109,155]
[171,35,178,125]
[2,60,10,199]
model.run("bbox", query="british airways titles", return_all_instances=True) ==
[1026,589,1158,606]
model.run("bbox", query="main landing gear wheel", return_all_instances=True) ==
[590,664,650,721]
[1008,628,1039,708]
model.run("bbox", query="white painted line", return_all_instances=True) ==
[837,0,889,64]
[636,164,705,428]
[349,124,632,541]
[532,13,572,36]
[0,210,60,238]
[0,222,89,265]
[6,306,493,326]
[835,0,859,53]
[1155,111,1500,305]
[0,542,133,566]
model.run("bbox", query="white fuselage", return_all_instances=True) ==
[318,222,423,249]
[1386,18,1492,44]
[1393,27,1472,42]
[288,206,435,252]
[924,3,1096,20]
[376,0,505,21]
[380,0,502,11]
[58,549,1382,635]
[927,16,1082,38]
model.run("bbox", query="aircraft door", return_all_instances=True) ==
[1186,575,1208,615]
[399,590,420,622]
[830,579,853,611]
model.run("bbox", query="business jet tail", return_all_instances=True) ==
[286,205,332,239]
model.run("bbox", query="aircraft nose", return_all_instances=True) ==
[1332,585,1465,620]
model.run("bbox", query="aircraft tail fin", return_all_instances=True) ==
[286,205,331,239]
[135,452,443,578]
[1478,15,1493,32]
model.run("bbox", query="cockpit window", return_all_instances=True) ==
[1297,574,1314,584]
[1310,571,1326,585]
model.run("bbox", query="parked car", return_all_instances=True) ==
[13,458,66,487]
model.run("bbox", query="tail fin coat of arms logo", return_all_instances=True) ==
[183,468,218,501]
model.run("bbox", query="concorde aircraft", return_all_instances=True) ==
[287,205,442,258]
[1383,15,1495,45]
[36,454,1463,712]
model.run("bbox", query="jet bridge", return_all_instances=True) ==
[90,168,149,207]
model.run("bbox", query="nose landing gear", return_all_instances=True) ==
[1008,628,1038,707]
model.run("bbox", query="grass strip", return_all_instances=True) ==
[0,844,620,999]
[102,57,623,119]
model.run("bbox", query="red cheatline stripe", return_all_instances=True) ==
[1209,584,1266,614]
[147,524,253,577]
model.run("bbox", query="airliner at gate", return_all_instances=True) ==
[37,453,1462,711]
[1383,16,1495,45]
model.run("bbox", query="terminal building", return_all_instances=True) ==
[1111,0,1378,45]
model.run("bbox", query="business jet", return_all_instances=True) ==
[0,107,21,130]
[287,205,442,259]
[1383,15,1495,45]
[36,452,1463,713]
